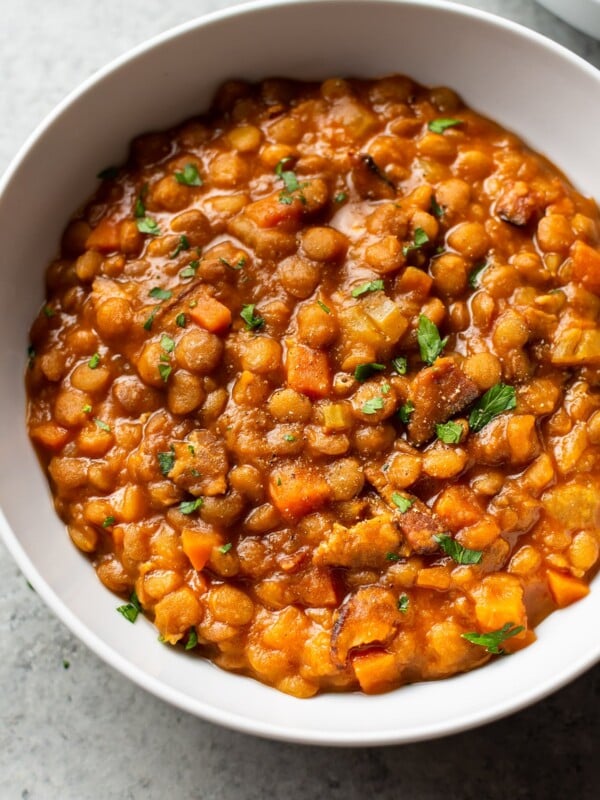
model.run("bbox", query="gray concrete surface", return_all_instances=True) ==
[1,1,599,798]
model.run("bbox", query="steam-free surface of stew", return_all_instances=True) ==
[27,76,600,696]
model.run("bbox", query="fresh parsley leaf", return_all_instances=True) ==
[462,622,525,655]
[180,260,199,280]
[116,591,141,623]
[386,552,400,562]
[88,353,100,369]
[334,192,348,203]
[185,627,199,650]
[391,356,407,375]
[398,401,415,424]
[158,363,172,383]
[435,420,463,444]
[149,287,172,301]
[391,492,414,513]
[174,163,203,186]
[397,595,410,613]
[43,305,56,318]
[468,261,488,289]
[283,434,297,442]
[278,193,293,205]
[469,383,517,432]
[170,235,190,258]
[157,449,175,476]
[143,307,159,331]
[403,227,430,257]
[94,418,111,433]
[434,533,483,565]
[417,314,448,365]
[428,118,463,134]
[381,383,391,395]
[219,542,233,554]
[134,195,145,218]
[82,404,92,414]
[275,157,301,193]
[97,166,119,180]
[136,217,161,236]
[362,396,385,415]
[354,362,385,382]
[240,304,264,331]
[160,334,175,353]
[317,300,331,314]
[62,659,70,669]
[219,256,246,270]
[351,279,385,298]
[179,497,203,515]
[176,313,187,328]
[430,196,444,218]
[102,516,115,528]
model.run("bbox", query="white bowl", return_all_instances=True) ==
[537,0,600,39]
[1,0,599,746]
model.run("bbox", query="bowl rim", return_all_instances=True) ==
[1,0,600,747]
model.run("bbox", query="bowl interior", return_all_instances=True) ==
[1,0,599,745]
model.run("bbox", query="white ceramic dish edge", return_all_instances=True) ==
[1,0,600,746]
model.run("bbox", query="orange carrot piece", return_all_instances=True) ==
[189,297,232,333]
[268,466,331,520]
[181,528,222,571]
[244,193,304,228]
[29,422,70,452]
[285,342,331,398]
[547,570,590,608]
[85,218,121,252]
[353,651,399,694]
[571,240,600,294]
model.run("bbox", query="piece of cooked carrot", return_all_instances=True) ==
[570,239,600,294]
[243,192,304,228]
[85,218,121,252]
[181,528,223,571]
[285,342,331,398]
[29,422,70,452]
[353,651,400,694]
[268,466,331,520]
[189,296,232,333]
[547,569,590,608]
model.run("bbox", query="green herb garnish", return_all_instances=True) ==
[385,552,400,562]
[179,497,203,515]
[417,315,448,365]
[219,543,233,554]
[219,256,246,270]
[403,227,430,257]
[354,362,385,382]
[391,356,407,375]
[434,533,483,565]
[174,163,203,186]
[391,493,414,513]
[397,595,410,613]
[27,345,36,368]
[143,307,159,331]
[334,192,348,203]
[136,217,161,236]
[149,287,172,301]
[317,300,331,314]
[82,404,92,414]
[43,305,56,318]
[362,396,385,415]
[94,418,111,433]
[185,627,199,650]
[170,235,190,258]
[351,279,384,298]
[398,401,415,425]
[157,449,175,476]
[88,353,100,369]
[435,420,463,444]
[430,196,444,218]
[428,118,463,134]
[116,591,141,623]
[468,384,516,433]
[468,262,488,289]
[240,304,264,331]
[180,260,199,280]
[462,622,525,655]
[160,334,175,353]
[176,313,187,328]
[102,516,115,528]
[158,363,172,383]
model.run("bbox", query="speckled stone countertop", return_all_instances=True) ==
[1,1,599,798]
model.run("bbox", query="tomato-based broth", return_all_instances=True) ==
[26,77,600,696]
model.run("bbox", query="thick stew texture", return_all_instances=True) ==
[26,77,600,696]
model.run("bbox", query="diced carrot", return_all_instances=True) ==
[268,466,331,520]
[29,422,70,452]
[434,485,482,531]
[285,342,331,398]
[547,569,590,608]
[353,651,400,694]
[85,218,121,252]
[244,193,304,228]
[570,239,600,293]
[181,528,223,571]
[189,296,232,333]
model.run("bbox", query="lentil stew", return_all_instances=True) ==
[26,76,600,697]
